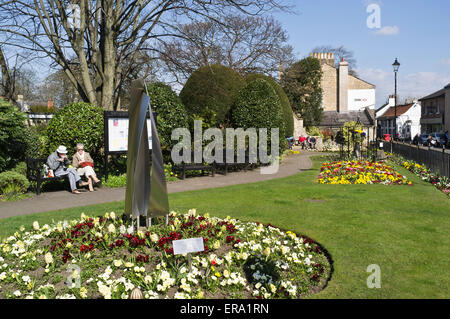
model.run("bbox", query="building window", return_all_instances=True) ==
[436,102,440,114]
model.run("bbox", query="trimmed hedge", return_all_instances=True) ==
[0,171,30,194]
[147,82,189,152]
[232,79,286,152]
[0,98,28,172]
[46,102,104,163]
[180,64,245,128]
[245,74,294,137]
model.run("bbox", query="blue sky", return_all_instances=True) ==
[273,0,450,108]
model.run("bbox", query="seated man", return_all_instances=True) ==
[72,143,100,192]
[46,145,87,194]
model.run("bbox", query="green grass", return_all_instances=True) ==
[0,156,449,298]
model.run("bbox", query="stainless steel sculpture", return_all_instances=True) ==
[125,79,169,227]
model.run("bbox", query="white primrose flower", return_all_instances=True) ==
[32,221,39,231]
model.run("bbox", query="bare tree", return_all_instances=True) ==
[0,0,291,110]
[310,45,358,75]
[158,14,295,83]
[0,46,15,101]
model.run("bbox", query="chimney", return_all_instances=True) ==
[338,58,349,113]
[47,97,54,109]
[388,95,395,107]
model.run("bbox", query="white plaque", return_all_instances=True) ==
[173,238,204,255]
[108,118,152,152]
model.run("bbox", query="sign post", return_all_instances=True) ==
[173,238,205,271]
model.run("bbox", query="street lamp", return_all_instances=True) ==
[392,58,400,139]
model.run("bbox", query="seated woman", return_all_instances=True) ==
[46,145,88,194]
[72,143,100,192]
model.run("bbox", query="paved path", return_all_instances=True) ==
[0,150,322,219]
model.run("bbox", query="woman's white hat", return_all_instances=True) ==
[56,145,68,154]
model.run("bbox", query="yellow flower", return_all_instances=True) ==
[215,272,221,278]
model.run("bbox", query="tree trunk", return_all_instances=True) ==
[0,46,15,102]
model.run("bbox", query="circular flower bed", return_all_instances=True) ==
[318,160,412,185]
[0,210,331,299]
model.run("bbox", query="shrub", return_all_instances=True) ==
[0,98,28,172]
[147,82,189,152]
[306,126,323,137]
[232,79,286,152]
[29,105,56,114]
[245,74,294,137]
[0,170,30,194]
[46,102,104,163]
[23,126,43,159]
[180,64,245,128]
[11,162,27,176]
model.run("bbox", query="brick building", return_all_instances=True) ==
[418,84,450,134]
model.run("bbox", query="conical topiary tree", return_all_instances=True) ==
[180,64,245,129]
[146,82,189,153]
[245,73,294,137]
[231,79,286,153]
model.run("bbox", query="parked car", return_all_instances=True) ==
[419,134,430,146]
[430,133,445,147]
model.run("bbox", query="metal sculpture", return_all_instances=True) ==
[125,79,169,228]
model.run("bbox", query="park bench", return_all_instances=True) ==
[26,157,102,195]
[171,153,216,180]
[215,150,258,175]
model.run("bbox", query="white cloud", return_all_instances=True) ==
[356,68,450,107]
[441,59,450,66]
[374,25,399,35]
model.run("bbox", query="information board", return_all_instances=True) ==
[107,118,152,152]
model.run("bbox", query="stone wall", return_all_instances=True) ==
[293,114,307,140]
[348,76,375,90]
[321,63,338,112]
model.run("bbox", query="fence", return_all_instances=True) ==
[382,141,450,178]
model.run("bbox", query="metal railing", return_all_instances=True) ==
[382,141,450,178]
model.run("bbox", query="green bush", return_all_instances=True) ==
[0,171,30,194]
[306,126,323,137]
[0,98,28,172]
[245,74,294,137]
[180,64,245,128]
[23,126,42,159]
[11,162,27,176]
[29,105,56,114]
[147,82,189,152]
[46,102,104,164]
[231,79,286,152]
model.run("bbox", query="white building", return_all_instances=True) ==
[376,100,421,140]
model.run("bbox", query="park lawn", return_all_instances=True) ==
[0,156,448,299]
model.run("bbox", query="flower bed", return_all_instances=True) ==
[0,210,331,299]
[388,154,450,196]
[318,160,411,185]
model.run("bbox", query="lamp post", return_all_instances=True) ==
[392,58,400,139]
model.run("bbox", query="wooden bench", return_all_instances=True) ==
[171,154,216,180]
[215,150,258,175]
[26,157,102,195]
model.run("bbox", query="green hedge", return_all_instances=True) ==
[232,79,286,152]
[46,102,104,163]
[147,82,189,152]
[0,171,30,194]
[0,98,28,172]
[245,74,294,137]
[180,64,245,128]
